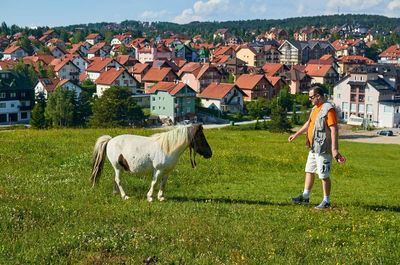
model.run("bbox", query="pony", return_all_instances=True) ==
[90,124,212,202]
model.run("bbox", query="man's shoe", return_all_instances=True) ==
[315,200,331,209]
[290,194,309,205]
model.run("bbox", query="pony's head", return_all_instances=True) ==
[189,123,212,160]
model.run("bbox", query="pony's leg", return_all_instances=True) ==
[113,180,119,195]
[158,174,169,202]
[147,169,161,202]
[114,167,129,200]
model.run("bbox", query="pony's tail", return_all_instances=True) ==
[90,135,112,187]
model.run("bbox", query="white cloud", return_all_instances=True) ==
[193,0,230,14]
[326,0,382,11]
[140,10,170,20]
[297,3,304,14]
[172,8,203,24]
[172,0,230,24]
[388,0,400,10]
[250,4,267,14]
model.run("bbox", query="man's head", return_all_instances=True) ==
[309,87,324,106]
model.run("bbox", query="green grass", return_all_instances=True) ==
[0,127,399,264]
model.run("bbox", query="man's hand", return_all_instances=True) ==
[288,134,297,142]
[332,149,339,161]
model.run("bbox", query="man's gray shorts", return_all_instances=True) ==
[305,151,332,179]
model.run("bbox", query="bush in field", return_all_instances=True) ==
[89,86,144,128]
[269,104,292,133]
[44,87,76,128]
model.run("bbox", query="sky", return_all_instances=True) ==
[2,0,400,28]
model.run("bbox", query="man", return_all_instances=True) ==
[288,86,340,209]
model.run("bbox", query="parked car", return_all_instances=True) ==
[378,130,394,136]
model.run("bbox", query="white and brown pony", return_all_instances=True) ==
[90,124,212,201]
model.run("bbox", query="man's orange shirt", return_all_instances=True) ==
[307,104,338,145]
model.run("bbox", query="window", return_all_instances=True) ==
[21,112,27,119]
[358,104,365,113]
[368,96,372,102]
[0,103,6,108]
[152,96,155,101]
[21,92,26,97]
[350,103,356,112]
[384,105,393,113]
[342,102,348,111]
[152,106,155,110]
[10,93,16,98]
[0,92,5,98]
[337,93,341,99]
[367,104,373,114]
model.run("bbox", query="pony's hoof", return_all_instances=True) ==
[147,197,154,202]
[123,195,130,200]
[158,196,166,202]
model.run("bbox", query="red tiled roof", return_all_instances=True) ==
[337,55,374,64]
[86,57,114,72]
[94,68,127,85]
[79,72,88,82]
[235,74,265,89]
[331,39,361,50]
[38,77,60,92]
[266,76,284,86]
[88,42,108,54]
[86,33,100,39]
[211,55,231,64]
[198,83,239,99]
[213,46,233,56]
[115,55,138,66]
[178,62,216,79]
[43,30,55,36]
[0,60,18,69]
[379,45,400,58]
[305,64,333,77]
[172,57,187,68]
[131,63,150,74]
[320,54,333,60]
[293,65,307,72]
[142,67,176,82]
[147,81,189,95]
[263,63,284,76]
[2,46,23,54]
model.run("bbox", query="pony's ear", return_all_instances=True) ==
[193,123,203,133]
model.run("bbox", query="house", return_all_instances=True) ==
[266,28,288,40]
[213,29,232,41]
[39,30,59,43]
[294,26,320,41]
[2,46,28,60]
[142,67,178,93]
[235,74,273,101]
[178,62,223,93]
[336,55,375,76]
[174,44,199,62]
[266,76,287,96]
[129,63,151,83]
[263,63,289,77]
[304,64,339,85]
[278,40,335,66]
[224,57,248,81]
[94,67,138,97]
[87,43,111,59]
[236,45,266,68]
[152,59,180,73]
[85,57,123,82]
[210,46,236,61]
[0,70,33,124]
[331,39,367,58]
[198,83,245,113]
[333,64,400,127]
[148,81,197,123]
[280,68,312,94]
[111,35,133,45]
[60,53,89,74]
[85,33,104,45]
[46,38,65,48]
[49,46,67,59]
[68,41,92,57]
[115,55,138,67]
[135,43,175,63]
[264,45,281,64]
[378,44,400,65]
[34,78,82,99]
[50,59,80,82]
[110,44,136,57]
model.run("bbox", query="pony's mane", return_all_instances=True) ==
[152,125,195,155]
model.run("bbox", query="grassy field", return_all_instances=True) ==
[0,127,399,264]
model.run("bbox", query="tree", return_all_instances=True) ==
[46,65,56,78]
[30,104,46,128]
[89,86,144,128]
[118,43,128,55]
[75,79,96,126]
[45,88,75,128]
[17,36,34,56]
[269,104,292,133]
[290,105,300,125]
